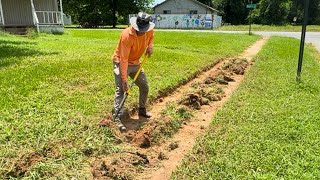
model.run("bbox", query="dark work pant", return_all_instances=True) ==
[113,62,149,118]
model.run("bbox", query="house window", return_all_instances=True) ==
[190,10,198,14]
[163,10,171,14]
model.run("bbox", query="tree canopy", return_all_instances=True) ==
[63,0,154,27]
[212,0,320,25]
[63,0,320,27]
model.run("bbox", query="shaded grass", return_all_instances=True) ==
[0,30,259,178]
[172,36,320,179]
[217,24,320,32]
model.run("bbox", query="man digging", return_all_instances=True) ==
[112,12,155,131]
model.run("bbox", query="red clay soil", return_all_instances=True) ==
[95,37,269,180]
[6,152,44,177]
[5,143,63,178]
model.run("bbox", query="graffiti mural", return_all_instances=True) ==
[213,15,222,28]
[129,14,222,29]
[152,14,212,29]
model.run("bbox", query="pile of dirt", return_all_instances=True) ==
[179,84,225,110]
[222,58,249,75]
[179,93,205,110]
[91,152,149,179]
[204,69,234,85]
[131,126,153,148]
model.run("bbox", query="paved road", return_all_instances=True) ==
[155,29,320,52]
[237,31,319,53]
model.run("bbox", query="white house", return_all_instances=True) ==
[0,0,64,34]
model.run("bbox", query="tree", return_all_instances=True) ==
[308,0,320,24]
[197,0,213,6]
[258,0,291,25]
[213,0,252,25]
[63,0,154,27]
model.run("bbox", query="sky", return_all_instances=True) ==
[152,0,165,6]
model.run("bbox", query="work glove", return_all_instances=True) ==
[122,80,128,92]
[146,47,153,57]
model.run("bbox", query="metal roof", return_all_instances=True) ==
[154,0,220,13]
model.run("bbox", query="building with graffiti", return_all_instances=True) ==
[146,0,222,29]
[153,14,212,29]
[129,13,222,29]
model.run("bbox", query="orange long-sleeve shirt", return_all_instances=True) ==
[112,26,154,81]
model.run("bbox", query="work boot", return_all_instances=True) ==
[138,108,152,118]
[114,116,126,132]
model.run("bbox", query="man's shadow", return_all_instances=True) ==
[121,111,149,131]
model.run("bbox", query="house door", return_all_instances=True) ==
[1,0,33,26]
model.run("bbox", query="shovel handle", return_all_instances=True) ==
[126,55,149,94]
[133,55,148,83]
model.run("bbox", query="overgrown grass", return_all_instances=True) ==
[172,36,320,179]
[217,24,320,32]
[0,29,258,178]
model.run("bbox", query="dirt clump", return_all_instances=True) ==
[222,58,249,75]
[99,118,113,127]
[204,77,215,84]
[223,74,235,82]
[158,152,168,160]
[179,93,203,110]
[179,83,225,110]
[169,141,179,151]
[91,152,149,179]
[132,131,152,148]
[7,152,44,178]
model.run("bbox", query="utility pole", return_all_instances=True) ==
[296,0,310,82]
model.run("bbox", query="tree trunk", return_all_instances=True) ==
[112,0,117,28]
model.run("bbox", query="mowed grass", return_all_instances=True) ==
[0,30,259,178]
[217,24,320,32]
[172,36,320,179]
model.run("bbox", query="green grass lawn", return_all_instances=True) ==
[0,30,258,178]
[217,24,320,32]
[172,36,320,179]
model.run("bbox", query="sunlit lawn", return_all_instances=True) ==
[0,29,259,178]
[173,36,320,179]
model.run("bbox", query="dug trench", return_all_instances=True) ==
[95,37,269,179]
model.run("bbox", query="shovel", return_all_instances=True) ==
[113,55,149,121]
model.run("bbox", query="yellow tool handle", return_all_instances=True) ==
[133,55,148,82]
[126,55,149,94]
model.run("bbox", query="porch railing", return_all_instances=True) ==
[0,14,3,25]
[35,11,63,25]
[0,0,4,25]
